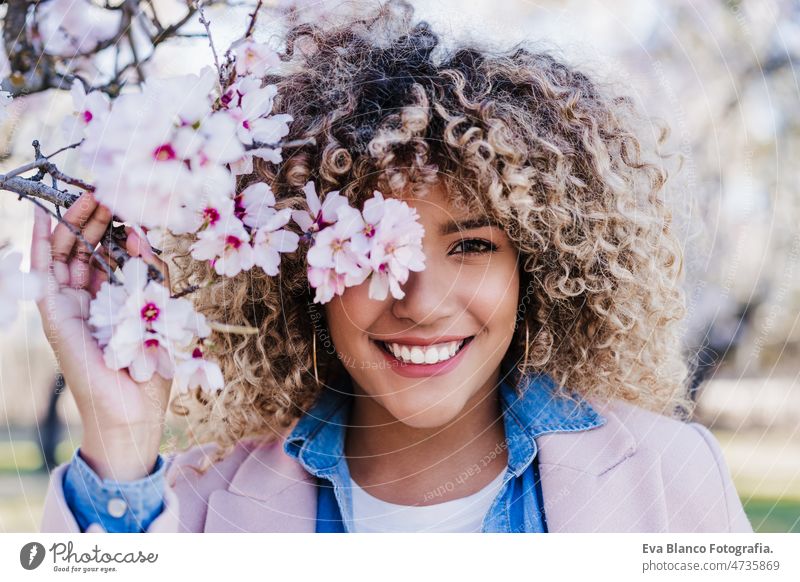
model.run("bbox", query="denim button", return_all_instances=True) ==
[107,497,128,518]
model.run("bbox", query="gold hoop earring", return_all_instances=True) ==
[312,332,320,387]
[523,321,530,371]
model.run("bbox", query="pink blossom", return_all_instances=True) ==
[147,67,218,126]
[190,218,255,277]
[229,146,284,176]
[307,266,347,304]
[252,208,300,276]
[90,258,211,383]
[62,80,109,140]
[174,345,224,394]
[366,198,426,300]
[349,190,385,256]
[291,181,348,236]
[299,189,427,303]
[219,75,292,164]
[307,205,370,282]
[238,182,276,228]
[231,40,281,78]
[249,114,293,145]
[169,190,236,236]
[79,70,244,232]
[105,327,175,383]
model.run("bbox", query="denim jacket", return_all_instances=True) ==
[63,447,166,533]
[63,369,606,532]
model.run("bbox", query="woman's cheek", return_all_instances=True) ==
[460,261,519,327]
[324,286,382,366]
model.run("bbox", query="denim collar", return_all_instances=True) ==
[283,368,607,480]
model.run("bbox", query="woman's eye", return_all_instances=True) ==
[449,238,498,255]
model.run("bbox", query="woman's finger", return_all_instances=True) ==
[30,205,52,276]
[125,228,171,291]
[50,192,98,267]
[69,203,114,290]
[124,226,156,260]
[87,247,115,296]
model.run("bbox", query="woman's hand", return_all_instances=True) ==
[30,192,172,481]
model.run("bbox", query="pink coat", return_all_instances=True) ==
[40,397,753,533]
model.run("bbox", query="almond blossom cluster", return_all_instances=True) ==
[296,182,426,304]
[50,36,427,393]
[68,40,291,239]
[60,38,297,392]
[189,180,299,277]
[89,258,222,392]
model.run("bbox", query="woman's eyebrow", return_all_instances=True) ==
[438,216,495,236]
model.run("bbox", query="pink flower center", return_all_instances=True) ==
[225,235,243,250]
[364,224,376,237]
[203,207,220,226]
[242,119,250,130]
[234,196,247,220]
[144,338,160,348]
[153,144,176,161]
[82,110,93,124]
[141,302,160,322]
[192,347,204,359]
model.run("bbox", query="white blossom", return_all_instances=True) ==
[89,258,213,383]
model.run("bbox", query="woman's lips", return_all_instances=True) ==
[371,336,475,378]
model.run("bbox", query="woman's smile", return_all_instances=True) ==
[370,335,477,378]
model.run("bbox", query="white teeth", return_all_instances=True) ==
[424,348,438,364]
[384,339,467,364]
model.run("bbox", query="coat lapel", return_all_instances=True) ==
[536,398,669,532]
[203,438,317,532]
[203,399,670,533]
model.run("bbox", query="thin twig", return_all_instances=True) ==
[171,283,206,299]
[45,140,84,160]
[244,0,264,39]
[143,0,165,33]
[0,174,79,207]
[196,0,224,89]
[247,136,316,151]
[126,29,146,84]
[103,230,165,285]
[0,153,96,192]
[207,321,259,335]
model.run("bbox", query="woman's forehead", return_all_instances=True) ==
[376,180,491,219]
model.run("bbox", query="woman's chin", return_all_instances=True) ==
[379,393,469,429]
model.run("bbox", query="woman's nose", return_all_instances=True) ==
[390,261,458,325]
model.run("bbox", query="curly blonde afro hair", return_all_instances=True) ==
[166,0,694,469]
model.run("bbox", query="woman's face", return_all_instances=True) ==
[324,183,520,428]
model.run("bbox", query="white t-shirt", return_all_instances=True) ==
[349,468,507,533]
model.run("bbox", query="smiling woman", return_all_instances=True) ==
[39,0,752,533]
